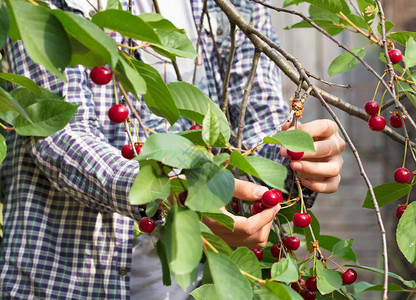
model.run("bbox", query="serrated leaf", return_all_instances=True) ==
[387,31,416,46]
[255,281,303,300]
[201,212,234,231]
[263,130,315,153]
[8,1,70,81]
[305,0,342,13]
[0,73,42,95]
[270,256,299,283]
[229,151,259,178]
[355,281,406,292]
[156,239,172,286]
[404,37,416,68]
[165,206,202,275]
[185,162,234,212]
[316,260,342,294]
[116,54,147,97]
[332,239,354,258]
[0,86,31,122]
[202,106,220,147]
[284,19,344,36]
[362,182,412,209]
[151,29,198,61]
[207,252,253,300]
[129,162,170,205]
[105,0,122,10]
[190,284,219,300]
[14,99,78,136]
[0,134,6,164]
[52,10,119,69]
[245,156,287,192]
[328,48,366,76]
[377,21,394,35]
[0,0,9,49]
[230,247,262,279]
[201,231,233,255]
[319,235,357,262]
[396,201,416,264]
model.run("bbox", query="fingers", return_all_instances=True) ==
[300,174,341,194]
[296,119,339,140]
[233,178,269,202]
[290,154,344,178]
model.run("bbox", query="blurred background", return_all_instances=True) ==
[271,0,416,298]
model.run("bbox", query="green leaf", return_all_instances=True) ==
[305,0,342,13]
[0,73,42,95]
[8,1,70,81]
[91,10,161,44]
[165,206,202,275]
[129,162,170,205]
[177,130,226,148]
[230,247,262,279]
[52,10,119,69]
[270,256,299,283]
[328,48,366,76]
[190,284,219,300]
[105,0,122,10]
[229,151,259,178]
[151,29,198,61]
[0,0,9,49]
[255,281,303,300]
[138,133,210,169]
[284,19,344,36]
[316,260,342,294]
[332,239,354,258]
[201,231,233,255]
[0,86,31,122]
[319,235,357,262]
[116,54,147,97]
[245,156,287,192]
[168,82,230,143]
[129,60,179,125]
[14,99,78,136]
[263,130,315,153]
[404,37,416,68]
[145,199,162,218]
[396,201,416,264]
[202,106,220,147]
[201,212,234,231]
[185,162,234,212]
[387,31,416,46]
[174,268,198,291]
[156,239,172,286]
[362,182,412,209]
[354,281,406,292]
[377,21,395,35]
[207,252,253,300]
[0,133,6,164]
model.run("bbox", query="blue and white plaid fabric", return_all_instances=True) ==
[0,0,294,298]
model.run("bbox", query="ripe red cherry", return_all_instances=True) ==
[394,167,411,184]
[270,244,282,258]
[90,66,113,85]
[190,124,202,130]
[121,145,135,159]
[305,276,318,291]
[293,213,311,228]
[139,217,156,233]
[108,104,129,123]
[290,278,306,292]
[252,200,265,215]
[261,189,283,208]
[287,150,304,160]
[230,200,240,214]
[284,236,300,251]
[388,49,402,64]
[250,248,264,261]
[364,101,379,116]
[341,268,357,285]
[178,190,188,206]
[389,113,403,128]
[135,144,142,156]
[396,206,407,219]
[368,115,386,131]
[300,290,316,300]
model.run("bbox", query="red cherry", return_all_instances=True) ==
[121,145,135,159]
[341,268,357,285]
[394,167,411,184]
[261,189,283,208]
[270,244,282,258]
[230,200,240,214]
[284,236,300,251]
[108,104,129,123]
[396,206,407,219]
[305,276,318,291]
[190,124,202,130]
[252,200,265,215]
[368,115,386,131]
[389,113,403,128]
[287,150,304,160]
[293,213,311,228]
[388,49,402,64]
[139,217,156,233]
[290,279,306,292]
[364,101,379,116]
[135,144,142,156]
[90,66,113,85]
[0,48,4,57]
[300,290,316,300]
[250,248,264,261]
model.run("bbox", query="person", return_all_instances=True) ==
[0,0,345,299]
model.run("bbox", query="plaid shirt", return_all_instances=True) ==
[0,1,298,299]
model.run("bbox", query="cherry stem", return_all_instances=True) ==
[402,138,408,168]
[277,213,293,236]
[372,71,387,101]
[378,89,387,115]
[112,74,119,105]
[0,122,14,130]
[326,257,345,273]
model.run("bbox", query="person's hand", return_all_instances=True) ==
[280,119,345,194]
[202,179,280,248]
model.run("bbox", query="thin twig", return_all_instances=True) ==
[221,23,236,117]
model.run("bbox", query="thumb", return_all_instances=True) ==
[233,178,268,202]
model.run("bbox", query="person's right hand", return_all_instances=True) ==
[202,179,280,248]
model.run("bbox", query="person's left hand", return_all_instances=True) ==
[280,119,345,194]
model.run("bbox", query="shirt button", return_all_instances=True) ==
[119,268,127,276]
